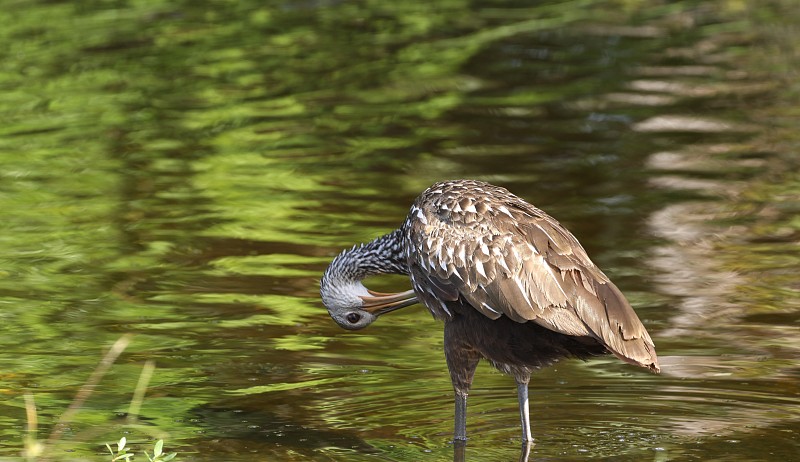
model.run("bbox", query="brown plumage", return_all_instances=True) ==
[321,179,659,442]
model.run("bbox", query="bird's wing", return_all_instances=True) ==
[407,200,659,371]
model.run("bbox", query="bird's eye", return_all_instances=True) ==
[346,312,361,324]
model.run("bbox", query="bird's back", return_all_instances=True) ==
[402,180,659,373]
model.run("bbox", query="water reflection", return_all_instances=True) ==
[0,0,799,460]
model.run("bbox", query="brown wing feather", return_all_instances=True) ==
[405,181,659,372]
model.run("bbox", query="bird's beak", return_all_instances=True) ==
[360,289,418,316]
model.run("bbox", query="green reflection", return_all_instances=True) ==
[0,0,799,460]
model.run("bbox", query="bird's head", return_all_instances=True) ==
[321,279,417,330]
[320,248,417,330]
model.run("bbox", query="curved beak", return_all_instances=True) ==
[360,289,418,316]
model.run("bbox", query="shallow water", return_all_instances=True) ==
[0,0,799,460]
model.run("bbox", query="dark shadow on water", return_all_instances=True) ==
[189,404,380,458]
[453,439,532,462]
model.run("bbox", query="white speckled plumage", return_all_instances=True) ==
[399,180,658,371]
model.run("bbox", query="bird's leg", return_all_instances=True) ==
[519,440,532,462]
[515,375,533,442]
[448,354,479,441]
[444,324,480,442]
[454,390,468,441]
[453,438,467,462]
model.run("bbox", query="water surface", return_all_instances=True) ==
[0,0,798,460]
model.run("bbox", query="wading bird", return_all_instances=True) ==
[321,179,659,442]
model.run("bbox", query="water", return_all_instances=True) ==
[0,0,798,460]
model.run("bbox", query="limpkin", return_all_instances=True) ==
[321,179,659,442]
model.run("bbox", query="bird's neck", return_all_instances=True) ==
[322,229,409,288]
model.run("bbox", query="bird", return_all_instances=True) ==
[320,179,659,443]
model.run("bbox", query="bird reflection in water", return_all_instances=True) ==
[321,180,659,458]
